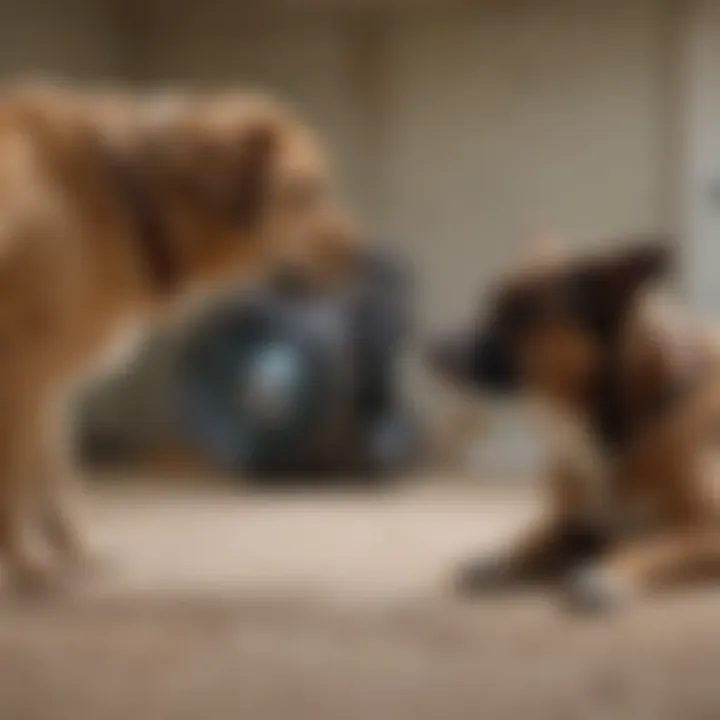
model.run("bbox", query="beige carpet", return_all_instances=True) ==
[0,481,718,720]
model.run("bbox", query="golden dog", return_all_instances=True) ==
[0,82,356,590]
[431,236,720,611]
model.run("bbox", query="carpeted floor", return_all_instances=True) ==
[0,480,718,720]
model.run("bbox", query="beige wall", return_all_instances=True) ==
[0,0,126,79]
[142,5,368,213]
[0,0,674,327]
[678,0,720,316]
[383,0,668,329]
[376,0,670,468]
[0,1,669,304]
[141,0,669,333]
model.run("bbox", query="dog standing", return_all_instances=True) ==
[0,82,356,591]
[431,237,720,611]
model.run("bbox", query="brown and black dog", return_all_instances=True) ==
[0,82,356,591]
[430,236,720,611]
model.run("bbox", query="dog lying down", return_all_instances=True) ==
[0,82,356,592]
[430,236,720,612]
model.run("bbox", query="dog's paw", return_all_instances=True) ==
[453,555,517,596]
[564,565,632,614]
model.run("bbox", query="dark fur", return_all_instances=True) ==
[431,235,720,611]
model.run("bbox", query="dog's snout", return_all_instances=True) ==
[474,332,519,393]
[428,328,521,395]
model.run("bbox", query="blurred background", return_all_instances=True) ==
[3,2,720,718]
[25,0,708,481]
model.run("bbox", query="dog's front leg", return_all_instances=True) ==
[566,529,720,612]
[0,400,59,592]
[456,461,596,593]
[36,399,95,573]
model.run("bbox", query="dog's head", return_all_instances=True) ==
[129,93,357,292]
[429,236,672,403]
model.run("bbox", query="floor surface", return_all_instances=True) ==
[1,479,718,720]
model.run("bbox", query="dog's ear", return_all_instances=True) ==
[138,106,279,227]
[597,234,673,295]
[182,119,278,227]
[573,234,673,334]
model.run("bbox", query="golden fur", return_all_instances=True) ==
[0,82,355,590]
